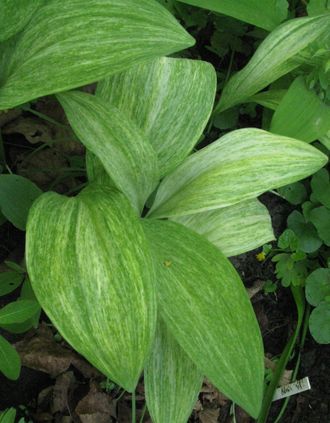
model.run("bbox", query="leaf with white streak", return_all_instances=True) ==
[142,219,264,418]
[0,0,194,110]
[216,15,330,113]
[57,91,159,213]
[177,0,288,31]
[0,0,43,42]
[173,199,274,257]
[148,129,327,219]
[145,319,203,423]
[97,57,216,176]
[270,77,330,143]
[26,185,156,392]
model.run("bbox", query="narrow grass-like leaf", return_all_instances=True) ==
[0,0,43,42]
[0,174,42,230]
[143,219,264,418]
[58,91,159,213]
[270,77,330,142]
[145,319,203,423]
[216,15,330,113]
[26,185,156,392]
[0,300,39,324]
[173,199,274,257]
[0,335,20,380]
[0,0,194,110]
[148,129,327,219]
[177,0,288,31]
[97,57,216,176]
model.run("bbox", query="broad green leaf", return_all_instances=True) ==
[287,210,322,253]
[0,300,40,325]
[306,268,330,307]
[145,319,203,423]
[142,219,264,418]
[216,15,330,113]
[248,89,287,110]
[177,0,288,31]
[270,77,330,142]
[97,57,216,176]
[307,0,330,16]
[0,407,16,423]
[309,302,330,344]
[148,129,327,219]
[311,168,330,208]
[277,182,307,205]
[57,91,159,213]
[0,0,194,110]
[26,185,156,392]
[320,130,330,149]
[173,199,274,257]
[0,174,42,230]
[0,0,43,42]
[0,272,24,296]
[309,206,330,246]
[0,334,21,380]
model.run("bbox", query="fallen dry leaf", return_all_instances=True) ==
[15,324,101,379]
[199,407,220,423]
[3,116,54,144]
[75,382,116,423]
[52,371,75,414]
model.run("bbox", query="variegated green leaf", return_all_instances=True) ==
[270,77,330,142]
[97,57,216,177]
[145,318,203,423]
[173,199,274,257]
[26,185,156,392]
[148,129,327,219]
[177,0,288,31]
[0,0,194,110]
[57,91,159,213]
[142,219,264,418]
[216,15,330,113]
[0,0,43,42]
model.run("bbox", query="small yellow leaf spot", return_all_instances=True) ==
[163,260,172,268]
[256,252,266,262]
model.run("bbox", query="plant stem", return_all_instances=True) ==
[132,390,136,423]
[257,286,305,423]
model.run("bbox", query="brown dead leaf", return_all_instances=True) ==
[264,356,293,386]
[0,109,22,127]
[52,371,75,414]
[15,324,101,379]
[247,279,265,299]
[75,382,116,423]
[199,407,220,423]
[201,380,228,406]
[3,116,54,144]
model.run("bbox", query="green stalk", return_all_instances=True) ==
[132,390,136,423]
[257,286,305,423]
[273,304,311,423]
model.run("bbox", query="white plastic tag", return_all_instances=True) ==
[273,377,311,401]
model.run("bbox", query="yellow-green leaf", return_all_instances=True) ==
[143,219,264,418]
[26,185,156,392]
[148,129,327,219]
[173,199,274,257]
[97,57,216,176]
[0,0,194,110]
[57,91,159,213]
[216,15,330,113]
[145,318,203,423]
